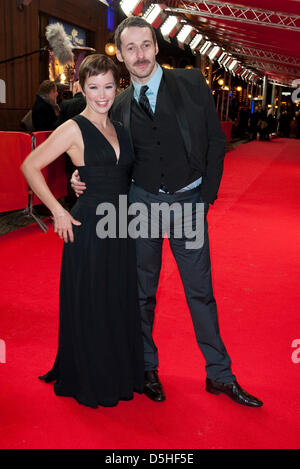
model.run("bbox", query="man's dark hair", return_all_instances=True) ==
[38,80,56,96]
[114,16,157,51]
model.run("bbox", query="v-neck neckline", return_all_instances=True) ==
[79,115,120,163]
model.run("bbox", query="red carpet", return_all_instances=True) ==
[1,138,300,449]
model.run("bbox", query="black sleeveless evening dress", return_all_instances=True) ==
[39,115,144,408]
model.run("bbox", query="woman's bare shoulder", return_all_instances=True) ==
[55,118,81,136]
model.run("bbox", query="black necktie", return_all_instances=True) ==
[139,85,153,119]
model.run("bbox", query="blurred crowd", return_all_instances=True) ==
[20,80,86,133]
[231,104,300,141]
[21,80,300,143]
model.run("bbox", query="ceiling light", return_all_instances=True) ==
[199,41,211,55]
[228,59,238,71]
[160,16,180,37]
[218,51,227,64]
[177,25,193,43]
[222,56,232,68]
[120,0,142,16]
[143,4,166,28]
[189,33,203,51]
[105,43,116,56]
[208,45,221,61]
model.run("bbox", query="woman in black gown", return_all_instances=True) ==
[21,54,144,408]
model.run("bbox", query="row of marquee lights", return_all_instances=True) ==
[120,0,261,83]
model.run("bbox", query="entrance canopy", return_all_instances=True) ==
[121,0,300,86]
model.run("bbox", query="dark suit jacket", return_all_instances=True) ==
[56,92,86,126]
[110,68,226,204]
[32,95,57,131]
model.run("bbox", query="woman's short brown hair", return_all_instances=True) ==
[79,54,119,91]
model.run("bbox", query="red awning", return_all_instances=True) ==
[151,0,300,85]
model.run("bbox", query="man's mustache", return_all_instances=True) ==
[133,60,150,66]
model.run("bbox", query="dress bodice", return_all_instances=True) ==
[71,115,134,202]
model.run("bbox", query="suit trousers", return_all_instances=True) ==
[129,183,234,383]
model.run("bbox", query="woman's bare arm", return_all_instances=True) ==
[21,120,82,242]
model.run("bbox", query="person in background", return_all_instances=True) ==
[295,110,300,139]
[248,106,259,141]
[257,107,268,141]
[237,106,250,138]
[265,109,275,140]
[32,80,59,131]
[56,80,86,126]
[278,108,292,138]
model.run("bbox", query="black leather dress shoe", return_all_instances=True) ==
[144,370,166,402]
[206,378,263,407]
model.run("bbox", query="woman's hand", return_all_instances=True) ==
[53,209,82,243]
[70,169,86,197]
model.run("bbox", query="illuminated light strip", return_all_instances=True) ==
[189,33,203,50]
[199,40,211,55]
[241,70,250,79]
[228,59,238,71]
[120,0,142,16]
[234,66,244,76]
[207,45,220,61]
[143,4,162,24]
[177,24,193,43]
[160,15,179,36]
[218,51,227,64]
[222,55,232,68]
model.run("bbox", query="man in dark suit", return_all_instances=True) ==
[32,80,59,131]
[72,17,262,407]
[56,81,86,126]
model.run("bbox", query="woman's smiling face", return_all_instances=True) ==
[83,71,116,115]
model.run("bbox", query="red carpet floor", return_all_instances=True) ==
[1,138,300,449]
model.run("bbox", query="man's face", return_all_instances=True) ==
[49,87,58,103]
[116,26,159,84]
